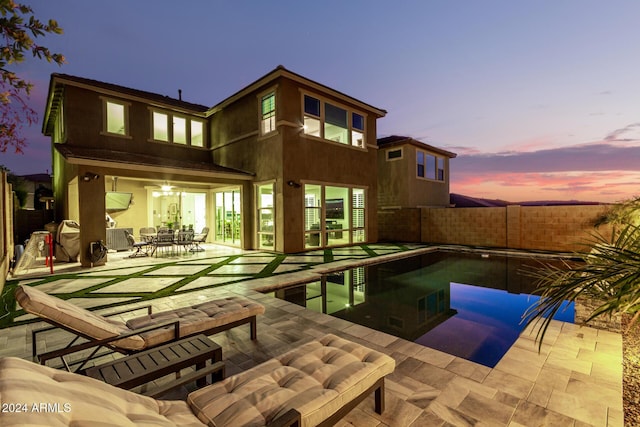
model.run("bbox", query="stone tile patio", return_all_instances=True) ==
[1,244,623,426]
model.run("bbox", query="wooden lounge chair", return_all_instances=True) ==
[0,334,395,426]
[15,284,265,371]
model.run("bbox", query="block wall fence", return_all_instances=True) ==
[379,204,616,253]
[0,171,15,296]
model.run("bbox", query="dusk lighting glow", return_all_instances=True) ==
[5,1,640,203]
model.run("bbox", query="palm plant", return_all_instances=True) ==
[523,222,640,349]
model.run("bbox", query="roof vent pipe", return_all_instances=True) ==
[178,89,182,101]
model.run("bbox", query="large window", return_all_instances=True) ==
[256,183,275,249]
[151,109,206,147]
[304,185,322,248]
[261,93,276,135]
[417,149,446,182]
[151,189,206,233]
[304,184,366,248]
[153,112,169,141]
[191,121,204,147]
[303,94,366,148]
[214,189,241,246]
[103,99,128,136]
[173,116,187,144]
[352,188,366,243]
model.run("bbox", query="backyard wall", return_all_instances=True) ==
[0,172,15,296]
[378,208,421,242]
[379,204,615,253]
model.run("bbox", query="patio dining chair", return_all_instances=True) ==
[190,226,209,252]
[140,226,156,242]
[15,284,265,372]
[175,229,195,253]
[153,228,175,256]
[124,230,150,258]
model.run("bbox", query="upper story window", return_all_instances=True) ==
[151,109,206,147]
[191,121,203,147]
[303,94,366,148]
[173,116,187,144]
[153,111,169,141]
[386,148,403,161]
[417,149,446,181]
[260,92,276,135]
[102,99,129,137]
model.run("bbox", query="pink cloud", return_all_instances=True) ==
[451,170,640,203]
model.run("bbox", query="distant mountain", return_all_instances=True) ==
[450,193,603,208]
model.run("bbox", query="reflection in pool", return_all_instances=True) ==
[266,250,574,367]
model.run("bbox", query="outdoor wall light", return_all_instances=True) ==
[287,180,301,188]
[82,172,100,182]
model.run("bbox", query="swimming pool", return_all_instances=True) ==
[266,250,574,367]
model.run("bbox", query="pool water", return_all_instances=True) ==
[267,250,574,367]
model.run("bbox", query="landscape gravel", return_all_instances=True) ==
[623,314,640,425]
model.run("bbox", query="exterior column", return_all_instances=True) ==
[77,170,106,267]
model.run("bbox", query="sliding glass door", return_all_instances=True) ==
[304,184,366,249]
[214,188,242,246]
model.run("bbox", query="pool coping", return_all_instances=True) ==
[248,244,576,294]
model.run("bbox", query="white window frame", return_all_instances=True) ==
[302,92,367,149]
[150,108,206,147]
[255,181,276,250]
[101,97,130,138]
[152,111,170,142]
[416,148,446,182]
[259,91,276,136]
[190,120,205,147]
[303,183,367,249]
[172,115,187,145]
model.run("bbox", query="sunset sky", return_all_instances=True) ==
[3,1,639,203]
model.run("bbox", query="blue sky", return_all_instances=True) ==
[3,1,640,202]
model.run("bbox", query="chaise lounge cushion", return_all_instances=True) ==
[187,334,396,427]
[0,334,394,427]
[16,284,265,351]
[14,284,143,348]
[0,356,203,427]
[126,298,266,349]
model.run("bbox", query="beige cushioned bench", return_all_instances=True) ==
[16,284,265,362]
[0,334,395,426]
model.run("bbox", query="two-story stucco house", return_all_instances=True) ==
[42,66,388,265]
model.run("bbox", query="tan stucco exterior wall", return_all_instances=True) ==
[377,145,451,208]
[210,75,380,253]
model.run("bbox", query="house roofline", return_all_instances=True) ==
[43,66,387,136]
[207,65,387,118]
[378,135,457,158]
[53,144,254,180]
[42,74,210,136]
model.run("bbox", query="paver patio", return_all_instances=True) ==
[0,244,623,426]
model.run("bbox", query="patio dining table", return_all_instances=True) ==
[146,229,195,257]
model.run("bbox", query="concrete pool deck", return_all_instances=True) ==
[1,244,623,426]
